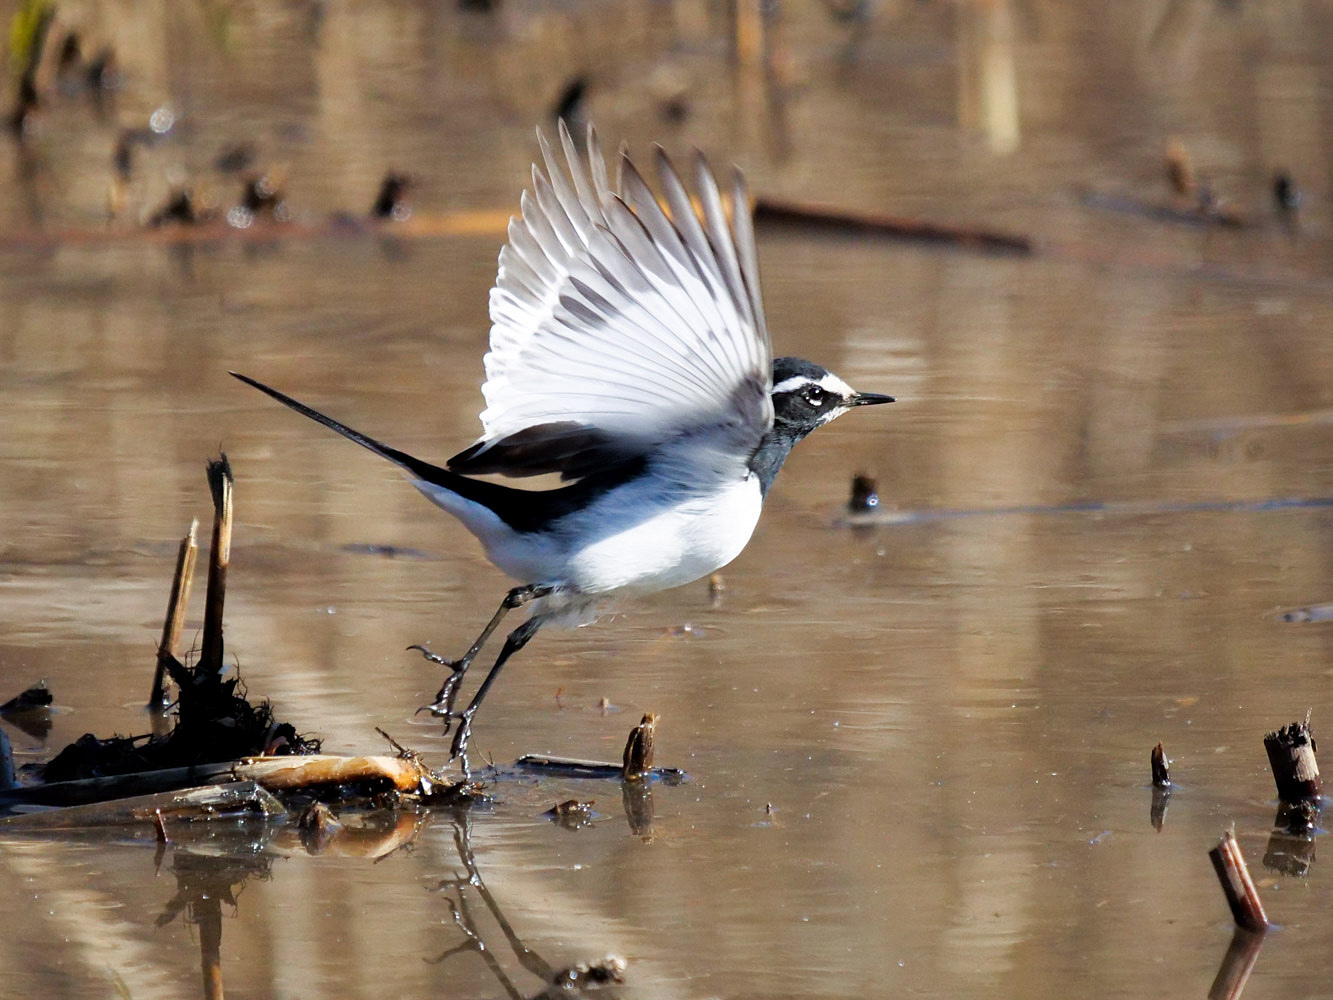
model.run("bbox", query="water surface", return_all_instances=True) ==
[1,3,1332,998]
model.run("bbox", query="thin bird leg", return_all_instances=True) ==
[451,615,544,781]
[410,583,552,718]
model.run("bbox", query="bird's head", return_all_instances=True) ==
[770,356,894,438]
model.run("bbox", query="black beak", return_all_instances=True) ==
[852,392,895,406]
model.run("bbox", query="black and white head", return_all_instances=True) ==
[770,357,894,440]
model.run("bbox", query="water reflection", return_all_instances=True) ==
[156,846,273,1000]
[1262,800,1321,879]
[428,808,624,999]
[1208,929,1265,1000]
[2,803,629,1000]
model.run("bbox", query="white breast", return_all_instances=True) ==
[562,473,763,594]
[412,467,764,597]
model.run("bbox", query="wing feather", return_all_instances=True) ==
[693,152,755,344]
[730,167,767,338]
[454,124,772,481]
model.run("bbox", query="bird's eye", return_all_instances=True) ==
[803,386,827,406]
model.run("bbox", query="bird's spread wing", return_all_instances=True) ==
[448,122,773,481]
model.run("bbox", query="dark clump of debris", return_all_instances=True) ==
[1,453,482,825]
[43,674,313,783]
[41,455,318,784]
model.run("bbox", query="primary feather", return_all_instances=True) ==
[450,121,773,482]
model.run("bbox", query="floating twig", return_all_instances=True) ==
[149,519,199,707]
[753,195,1033,254]
[1077,188,1246,229]
[2,754,430,809]
[1208,829,1269,933]
[515,753,684,782]
[1263,712,1320,802]
[517,712,684,785]
[0,780,283,829]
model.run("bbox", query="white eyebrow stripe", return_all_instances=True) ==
[773,375,816,394]
[773,373,856,396]
[818,372,855,396]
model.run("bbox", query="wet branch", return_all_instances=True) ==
[1208,829,1269,933]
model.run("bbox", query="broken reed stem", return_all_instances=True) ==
[1263,712,1320,802]
[148,519,199,707]
[1151,742,1171,787]
[622,713,657,780]
[200,456,233,677]
[1208,830,1269,933]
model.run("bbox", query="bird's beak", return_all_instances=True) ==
[852,392,895,406]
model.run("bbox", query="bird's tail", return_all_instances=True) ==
[230,372,450,484]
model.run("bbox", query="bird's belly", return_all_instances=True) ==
[563,474,763,595]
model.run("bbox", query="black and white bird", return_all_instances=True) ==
[233,123,893,777]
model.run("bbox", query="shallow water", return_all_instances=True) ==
[2,2,1332,998]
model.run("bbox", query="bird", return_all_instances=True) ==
[232,122,893,778]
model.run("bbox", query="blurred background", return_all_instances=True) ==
[0,2,1331,998]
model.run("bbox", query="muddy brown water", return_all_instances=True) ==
[2,3,1332,998]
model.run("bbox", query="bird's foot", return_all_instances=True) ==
[408,642,456,668]
[408,644,467,718]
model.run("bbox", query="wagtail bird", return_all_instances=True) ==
[233,123,893,777]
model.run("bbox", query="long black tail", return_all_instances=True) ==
[231,371,602,534]
[230,372,455,484]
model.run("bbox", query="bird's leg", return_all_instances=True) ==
[451,615,544,781]
[410,583,552,719]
